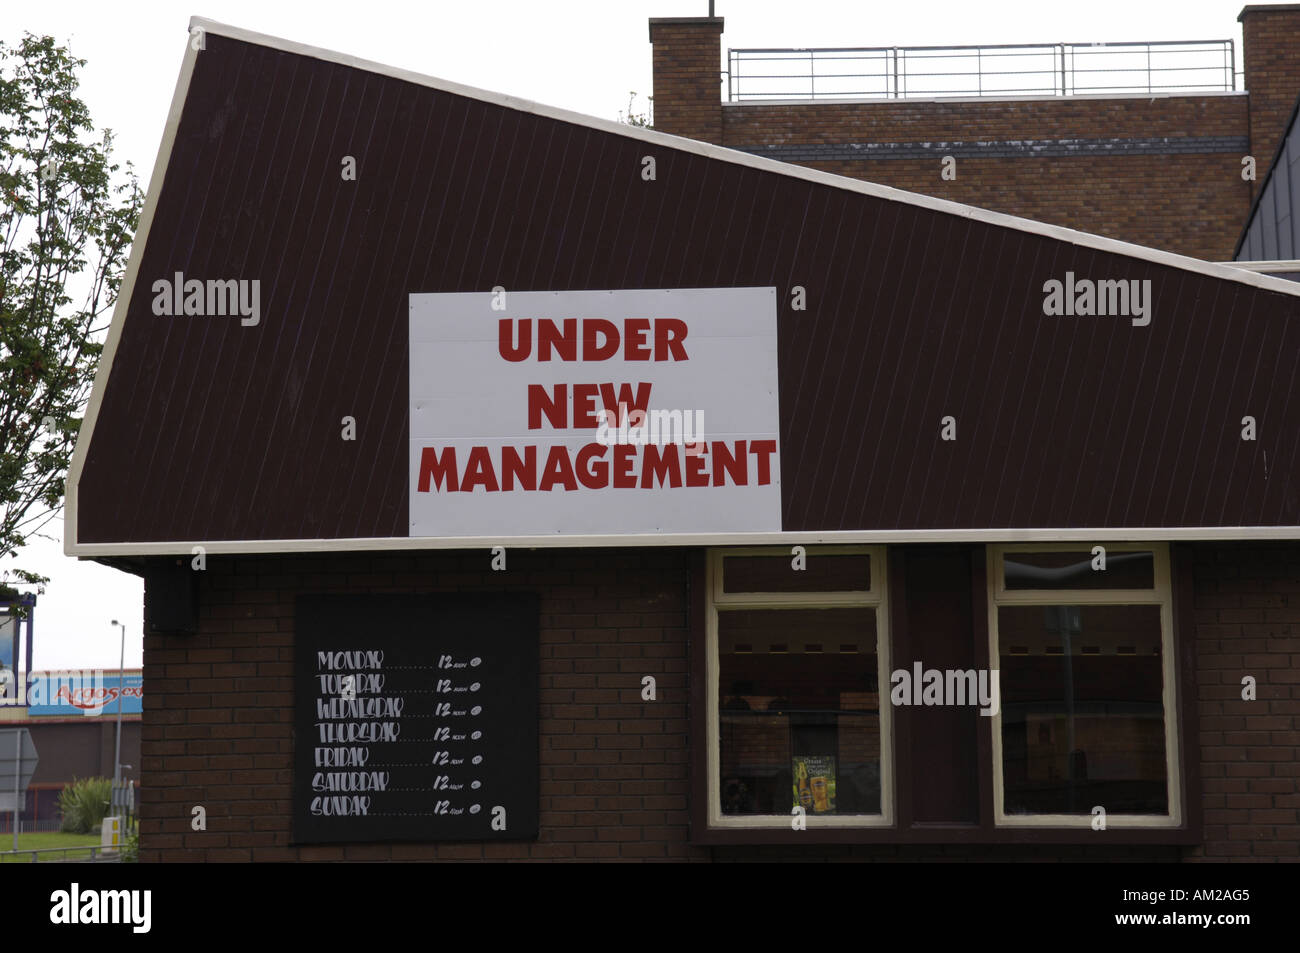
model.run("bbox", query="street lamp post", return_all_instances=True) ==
[110,620,125,793]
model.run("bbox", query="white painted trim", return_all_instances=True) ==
[64,17,1300,556]
[986,543,1183,829]
[705,547,893,829]
[712,545,877,604]
[991,542,1165,604]
[63,34,201,556]
[1226,260,1300,273]
[64,526,1300,557]
[723,91,1249,107]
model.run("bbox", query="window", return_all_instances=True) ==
[988,544,1180,827]
[706,547,891,828]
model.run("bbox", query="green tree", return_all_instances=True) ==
[0,34,141,588]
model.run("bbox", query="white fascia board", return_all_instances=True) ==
[1226,260,1300,273]
[69,526,1300,559]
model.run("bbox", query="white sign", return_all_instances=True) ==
[409,288,781,537]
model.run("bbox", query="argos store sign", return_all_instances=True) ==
[26,672,143,716]
[409,288,781,537]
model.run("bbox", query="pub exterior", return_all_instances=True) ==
[65,17,1300,861]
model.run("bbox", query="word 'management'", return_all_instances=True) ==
[417,439,776,492]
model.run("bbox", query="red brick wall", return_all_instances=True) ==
[138,542,1300,861]
[140,548,701,862]
[649,11,1300,260]
[1189,542,1300,860]
[722,97,1251,260]
[649,18,724,145]
[1240,5,1300,197]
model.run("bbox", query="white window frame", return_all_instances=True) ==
[987,542,1181,828]
[706,545,893,829]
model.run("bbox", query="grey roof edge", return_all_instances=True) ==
[1233,85,1300,259]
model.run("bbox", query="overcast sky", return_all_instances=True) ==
[6,0,1257,670]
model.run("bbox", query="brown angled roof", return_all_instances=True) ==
[66,19,1300,554]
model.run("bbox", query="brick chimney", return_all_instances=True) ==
[1240,4,1300,193]
[648,17,724,143]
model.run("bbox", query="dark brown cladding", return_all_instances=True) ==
[76,31,1300,544]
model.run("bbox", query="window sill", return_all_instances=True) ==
[691,823,1200,846]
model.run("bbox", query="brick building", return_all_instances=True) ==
[64,13,1300,862]
[651,5,1300,261]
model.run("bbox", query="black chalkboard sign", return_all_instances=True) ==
[292,593,539,844]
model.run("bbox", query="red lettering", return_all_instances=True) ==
[641,444,682,488]
[461,446,499,492]
[599,382,652,423]
[685,444,710,486]
[583,319,620,360]
[501,320,689,363]
[625,318,652,360]
[502,446,537,491]
[654,318,689,361]
[538,318,578,361]
[712,440,747,486]
[540,445,578,491]
[750,439,777,485]
[418,447,458,492]
[573,383,600,428]
[499,319,531,361]
[528,384,567,430]
[576,444,609,489]
[613,445,637,488]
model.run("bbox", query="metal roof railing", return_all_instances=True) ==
[726,40,1236,101]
